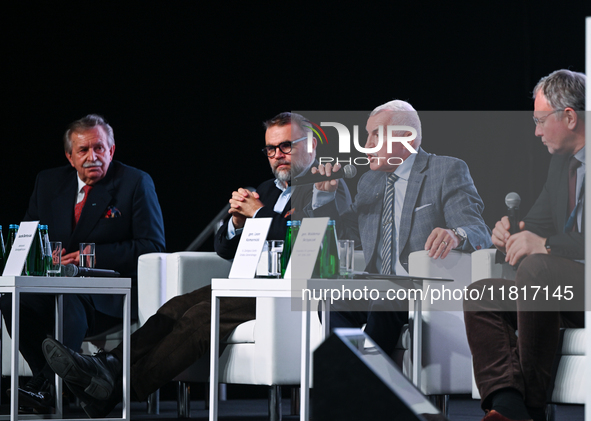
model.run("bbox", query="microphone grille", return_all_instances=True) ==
[63,264,78,277]
[505,192,521,208]
[343,164,358,179]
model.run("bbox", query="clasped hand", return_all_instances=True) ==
[228,188,264,229]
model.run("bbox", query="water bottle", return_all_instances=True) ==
[0,226,5,274]
[319,220,340,279]
[4,224,19,265]
[280,221,293,278]
[39,225,51,276]
[279,220,301,278]
[26,227,45,276]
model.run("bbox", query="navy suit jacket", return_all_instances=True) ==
[523,153,584,260]
[311,148,492,272]
[24,160,166,318]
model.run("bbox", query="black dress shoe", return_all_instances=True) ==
[16,373,54,412]
[66,380,122,418]
[42,338,122,401]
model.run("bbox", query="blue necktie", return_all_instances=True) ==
[380,173,399,275]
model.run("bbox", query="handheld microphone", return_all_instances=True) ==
[61,264,121,277]
[292,164,357,185]
[505,192,521,235]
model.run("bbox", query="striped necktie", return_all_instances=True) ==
[380,173,399,275]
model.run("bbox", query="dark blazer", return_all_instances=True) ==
[524,153,584,260]
[311,148,492,272]
[24,160,166,318]
[214,177,352,260]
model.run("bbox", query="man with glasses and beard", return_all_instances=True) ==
[40,112,351,418]
[215,111,352,259]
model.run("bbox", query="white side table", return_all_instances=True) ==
[209,276,450,421]
[0,276,131,421]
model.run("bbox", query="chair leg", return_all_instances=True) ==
[268,385,282,421]
[147,389,159,414]
[177,381,191,418]
[428,394,449,418]
[546,403,556,421]
[290,387,300,416]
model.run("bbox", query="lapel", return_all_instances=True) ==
[397,149,428,253]
[51,175,78,243]
[555,155,570,230]
[69,170,115,249]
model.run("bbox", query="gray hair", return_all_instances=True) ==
[64,114,115,153]
[533,70,586,116]
[370,100,422,146]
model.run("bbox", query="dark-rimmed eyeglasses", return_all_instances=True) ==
[262,136,307,158]
[533,109,563,126]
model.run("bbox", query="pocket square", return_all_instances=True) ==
[414,203,433,212]
[104,206,122,218]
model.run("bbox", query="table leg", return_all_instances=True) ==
[209,293,221,421]
[122,290,131,420]
[300,297,310,421]
[412,281,423,389]
[54,294,63,418]
[10,288,19,421]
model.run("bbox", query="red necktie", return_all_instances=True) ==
[74,185,93,225]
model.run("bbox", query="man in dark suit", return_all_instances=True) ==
[40,112,351,418]
[464,70,586,421]
[0,114,166,412]
[310,100,492,355]
[215,112,351,259]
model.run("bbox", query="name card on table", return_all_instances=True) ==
[229,218,272,279]
[3,221,39,276]
[284,217,328,279]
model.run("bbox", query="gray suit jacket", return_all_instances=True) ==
[312,148,492,272]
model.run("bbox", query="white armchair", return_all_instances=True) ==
[470,249,587,412]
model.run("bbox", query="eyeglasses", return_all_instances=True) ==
[533,109,563,126]
[262,136,307,158]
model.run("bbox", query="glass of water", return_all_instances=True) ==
[79,242,96,269]
[266,240,283,278]
[46,241,62,277]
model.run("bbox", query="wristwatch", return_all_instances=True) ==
[451,227,467,247]
[545,237,551,254]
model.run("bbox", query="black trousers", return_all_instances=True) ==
[110,285,256,401]
[464,254,585,410]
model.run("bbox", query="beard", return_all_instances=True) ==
[272,157,310,183]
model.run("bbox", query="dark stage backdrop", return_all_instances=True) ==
[2,2,590,253]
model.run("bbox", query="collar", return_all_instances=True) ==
[574,146,585,164]
[392,151,417,181]
[76,175,89,193]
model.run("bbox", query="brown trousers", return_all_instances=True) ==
[464,254,585,410]
[111,285,256,401]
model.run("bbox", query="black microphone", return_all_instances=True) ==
[505,192,521,235]
[292,164,358,185]
[61,264,121,277]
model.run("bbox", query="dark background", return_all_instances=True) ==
[2,2,590,253]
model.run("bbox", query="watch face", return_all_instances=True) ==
[457,228,467,238]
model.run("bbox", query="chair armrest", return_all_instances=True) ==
[471,248,516,283]
[166,252,232,299]
[137,252,169,326]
